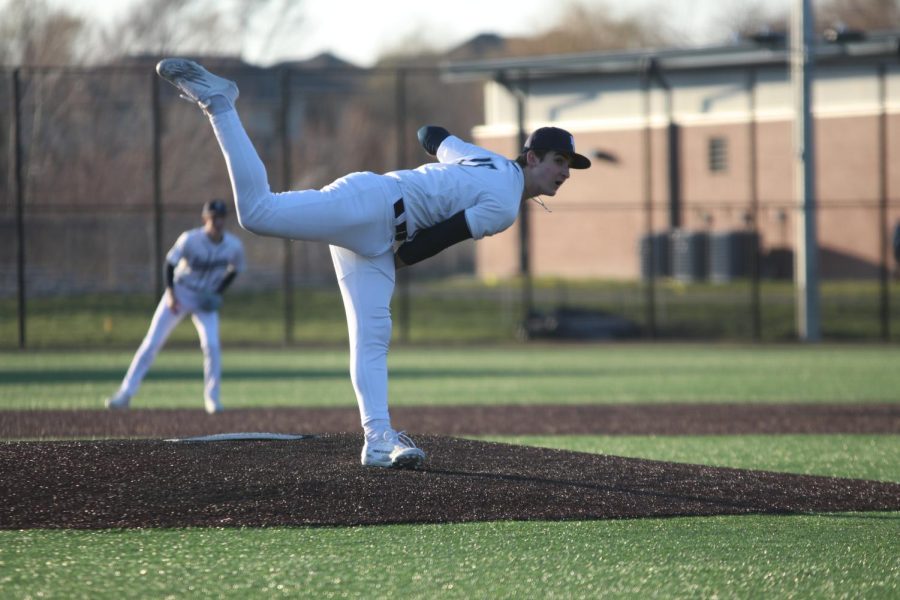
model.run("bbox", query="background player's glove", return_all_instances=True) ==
[198,292,223,312]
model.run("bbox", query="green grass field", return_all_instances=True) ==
[3,344,900,410]
[1,345,898,598]
[5,277,900,349]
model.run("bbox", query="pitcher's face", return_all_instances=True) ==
[529,150,572,196]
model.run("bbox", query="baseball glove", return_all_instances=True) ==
[198,292,223,312]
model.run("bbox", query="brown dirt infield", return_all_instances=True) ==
[1,404,898,529]
[3,403,898,439]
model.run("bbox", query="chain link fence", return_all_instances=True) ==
[2,62,900,348]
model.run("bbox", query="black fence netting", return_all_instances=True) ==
[2,63,900,348]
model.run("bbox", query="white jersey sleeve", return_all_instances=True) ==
[438,136,522,239]
[436,135,494,165]
[166,231,191,266]
[387,135,524,241]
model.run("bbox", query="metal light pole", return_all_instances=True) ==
[791,0,821,341]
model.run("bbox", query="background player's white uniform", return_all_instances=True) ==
[209,110,524,438]
[113,227,245,412]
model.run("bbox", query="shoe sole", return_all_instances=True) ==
[361,450,392,467]
[391,449,425,469]
[156,59,239,104]
[361,451,425,469]
[105,398,129,410]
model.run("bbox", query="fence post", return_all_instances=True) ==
[641,61,657,338]
[514,77,533,325]
[12,68,26,349]
[151,72,164,299]
[280,68,294,344]
[747,68,762,341]
[395,68,410,342]
[878,63,890,341]
[494,72,533,332]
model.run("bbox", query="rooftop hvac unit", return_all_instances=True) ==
[671,230,709,283]
[639,232,671,280]
[709,231,759,283]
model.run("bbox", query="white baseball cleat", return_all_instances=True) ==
[204,397,223,415]
[105,390,131,410]
[361,430,426,469]
[156,58,239,111]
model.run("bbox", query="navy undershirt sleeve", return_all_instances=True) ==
[396,210,472,266]
[165,263,175,289]
[216,269,237,294]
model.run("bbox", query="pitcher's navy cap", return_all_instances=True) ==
[524,127,591,169]
[202,199,228,216]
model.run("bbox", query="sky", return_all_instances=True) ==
[55,0,792,67]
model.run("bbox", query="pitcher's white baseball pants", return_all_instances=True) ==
[209,109,398,430]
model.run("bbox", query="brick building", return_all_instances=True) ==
[444,31,900,282]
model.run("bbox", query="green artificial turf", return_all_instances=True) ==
[2,344,900,410]
[2,514,897,599]
[480,435,900,482]
[2,345,897,598]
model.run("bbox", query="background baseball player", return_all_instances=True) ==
[106,199,246,414]
[155,58,590,467]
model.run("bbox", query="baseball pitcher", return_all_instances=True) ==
[156,58,590,467]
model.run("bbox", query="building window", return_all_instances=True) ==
[708,136,728,173]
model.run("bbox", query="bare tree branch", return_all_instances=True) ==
[0,0,87,66]
[817,0,900,31]
[232,0,306,62]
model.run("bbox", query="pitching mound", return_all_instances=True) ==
[2,434,898,529]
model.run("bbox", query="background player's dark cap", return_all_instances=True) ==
[202,199,228,216]
[523,127,591,169]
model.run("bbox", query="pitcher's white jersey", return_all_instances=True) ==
[166,228,245,293]
[386,135,524,241]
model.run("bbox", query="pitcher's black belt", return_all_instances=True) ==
[394,198,407,242]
